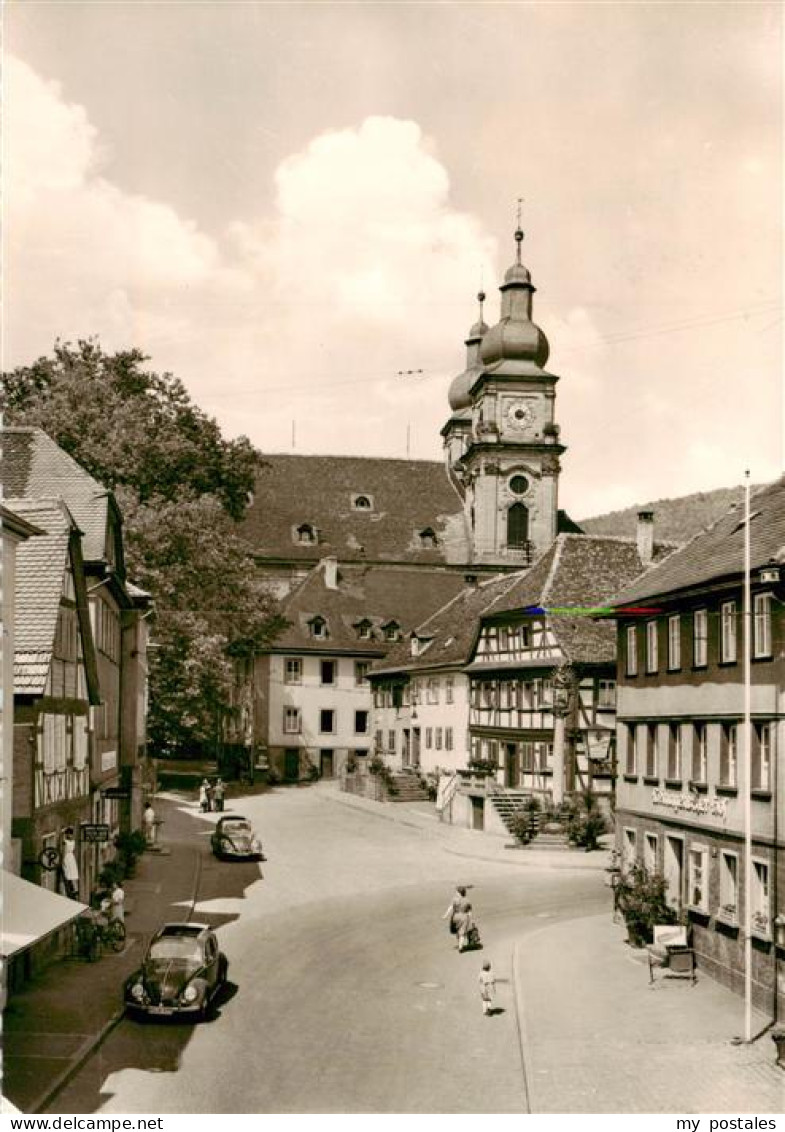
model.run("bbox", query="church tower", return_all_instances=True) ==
[443,224,565,566]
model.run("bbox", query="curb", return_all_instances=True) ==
[30,840,203,1115]
[510,939,533,1114]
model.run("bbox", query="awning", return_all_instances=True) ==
[1,871,87,958]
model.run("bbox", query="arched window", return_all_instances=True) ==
[507,502,529,549]
[353,495,372,511]
[296,524,317,545]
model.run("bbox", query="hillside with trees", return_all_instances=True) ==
[578,483,760,546]
[2,339,285,757]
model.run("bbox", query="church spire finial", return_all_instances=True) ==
[477,288,486,323]
[515,197,524,265]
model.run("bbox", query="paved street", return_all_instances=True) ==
[48,784,606,1114]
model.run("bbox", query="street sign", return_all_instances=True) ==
[101,787,130,799]
[80,823,111,843]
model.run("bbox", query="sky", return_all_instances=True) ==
[3,1,782,520]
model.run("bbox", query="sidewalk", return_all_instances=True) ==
[318,780,613,871]
[514,912,784,1113]
[2,798,201,1115]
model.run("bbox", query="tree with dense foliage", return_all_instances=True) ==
[3,339,284,755]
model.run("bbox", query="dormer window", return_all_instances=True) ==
[419,527,437,549]
[308,616,328,639]
[296,524,317,545]
[352,494,373,511]
[383,620,400,642]
[355,619,373,640]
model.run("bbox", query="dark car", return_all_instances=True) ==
[210,815,264,861]
[125,923,228,1019]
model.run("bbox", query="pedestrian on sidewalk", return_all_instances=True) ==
[199,779,210,812]
[109,880,125,925]
[478,960,496,1015]
[213,777,225,812]
[443,885,470,937]
[60,828,79,900]
[143,801,156,845]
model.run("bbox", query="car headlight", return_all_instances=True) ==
[182,984,199,1003]
[131,982,146,1001]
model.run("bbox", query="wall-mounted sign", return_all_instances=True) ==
[80,823,111,843]
[584,730,613,761]
[651,787,727,820]
[102,787,130,800]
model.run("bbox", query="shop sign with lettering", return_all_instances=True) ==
[651,787,727,820]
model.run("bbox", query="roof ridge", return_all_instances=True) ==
[540,537,564,605]
[258,452,445,468]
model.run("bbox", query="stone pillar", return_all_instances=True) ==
[552,712,566,806]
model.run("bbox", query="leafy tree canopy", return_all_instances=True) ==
[2,339,256,519]
[3,340,284,757]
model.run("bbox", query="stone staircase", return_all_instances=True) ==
[388,770,431,802]
[488,787,571,849]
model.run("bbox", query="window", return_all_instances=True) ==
[666,723,681,780]
[283,706,301,734]
[752,722,772,791]
[692,723,707,783]
[625,724,637,775]
[284,658,302,685]
[645,724,658,779]
[693,609,708,667]
[645,621,658,673]
[321,660,336,685]
[687,845,708,911]
[720,602,737,663]
[507,502,529,549]
[310,617,327,639]
[355,620,373,640]
[445,677,454,704]
[296,524,317,544]
[751,859,770,936]
[352,495,372,510]
[644,833,658,873]
[753,593,772,658]
[374,729,383,750]
[355,661,370,685]
[426,678,440,705]
[319,709,335,734]
[388,730,396,752]
[626,626,638,676]
[597,679,616,709]
[435,727,443,750]
[354,710,369,735]
[383,622,400,642]
[667,615,681,670]
[425,728,433,750]
[509,474,529,496]
[622,828,637,873]
[720,723,738,787]
[719,852,738,921]
[419,527,437,549]
[445,727,453,751]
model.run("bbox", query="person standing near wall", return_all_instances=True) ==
[61,827,79,899]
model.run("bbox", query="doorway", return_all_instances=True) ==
[471,796,485,831]
[320,749,334,778]
[412,728,421,768]
[664,834,684,910]
[284,748,300,781]
[505,743,519,788]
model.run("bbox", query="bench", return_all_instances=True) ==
[647,924,696,985]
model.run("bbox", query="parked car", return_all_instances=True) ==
[210,815,264,861]
[125,923,228,1019]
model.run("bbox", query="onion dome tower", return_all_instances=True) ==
[442,215,565,566]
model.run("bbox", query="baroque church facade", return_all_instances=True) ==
[226,227,582,781]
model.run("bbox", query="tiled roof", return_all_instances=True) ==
[240,454,471,565]
[371,572,518,674]
[270,562,467,653]
[7,498,74,694]
[612,476,785,604]
[485,534,672,664]
[1,428,110,562]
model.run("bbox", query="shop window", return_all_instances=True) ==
[751,859,770,937]
[687,845,708,912]
[622,828,637,873]
[719,852,738,922]
[644,833,658,873]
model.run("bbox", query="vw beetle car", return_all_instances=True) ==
[125,923,227,1019]
[210,815,264,861]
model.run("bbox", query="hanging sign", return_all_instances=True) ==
[80,823,111,843]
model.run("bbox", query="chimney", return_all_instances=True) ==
[636,510,654,566]
[322,556,339,590]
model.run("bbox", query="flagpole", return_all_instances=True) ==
[743,469,752,1042]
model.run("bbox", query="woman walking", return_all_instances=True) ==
[442,885,470,938]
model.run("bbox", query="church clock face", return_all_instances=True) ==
[506,399,534,431]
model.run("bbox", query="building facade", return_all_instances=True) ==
[612,477,784,1015]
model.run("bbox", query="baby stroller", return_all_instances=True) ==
[466,924,482,950]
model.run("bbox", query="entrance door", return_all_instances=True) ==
[320,749,334,778]
[664,835,684,910]
[412,728,421,768]
[284,748,300,780]
[471,796,485,831]
[505,743,519,788]
[402,730,411,767]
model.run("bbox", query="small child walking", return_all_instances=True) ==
[478,960,496,1015]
